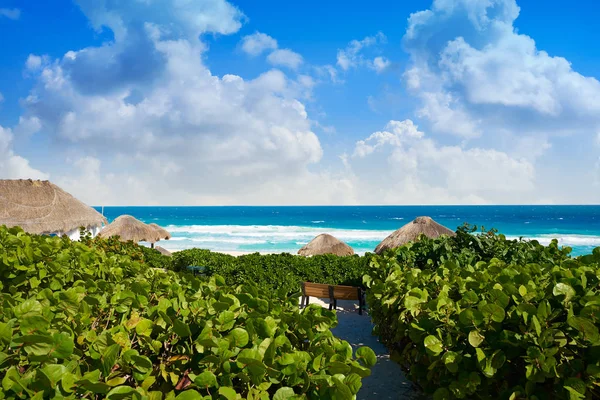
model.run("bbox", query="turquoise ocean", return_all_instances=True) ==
[94,206,600,256]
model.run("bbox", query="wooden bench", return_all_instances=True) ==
[300,282,365,315]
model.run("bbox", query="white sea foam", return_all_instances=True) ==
[165,224,392,241]
[505,234,600,247]
[162,224,600,252]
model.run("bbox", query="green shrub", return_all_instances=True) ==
[365,229,600,399]
[0,226,376,399]
[139,246,174,270]
[79,229,174,270]
[172,248,372,294]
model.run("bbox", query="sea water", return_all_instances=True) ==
[94,206,600,256]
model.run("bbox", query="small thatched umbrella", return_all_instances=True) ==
[155,246,172,257]
[0,179,107,235]
[374,216,455,254]
[149,223,171,241]
[298,233,355,256]
[99,215,164,244]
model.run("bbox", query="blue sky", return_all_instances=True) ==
[0,0,599,205]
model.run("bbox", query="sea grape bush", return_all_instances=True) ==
[79,230,174,270]
[0,226,376,399]
[364,229,600,399]
[172,249,372,295]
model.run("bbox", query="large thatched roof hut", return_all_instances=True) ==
[0,179,107,238]
[374,216,455,254]
[99,215,166,244]
[298,233,355,256]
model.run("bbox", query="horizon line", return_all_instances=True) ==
[92,204,600,207]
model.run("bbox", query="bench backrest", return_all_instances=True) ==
[302,282,361,300]
[302,282,331,298]
[332,285,361,301]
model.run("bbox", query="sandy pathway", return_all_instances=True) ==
[302,297,418,399]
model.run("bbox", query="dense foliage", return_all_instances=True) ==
[80,231,174,270]
[172,249,372,295]
[0,226,376,399]
[364,226,600,399]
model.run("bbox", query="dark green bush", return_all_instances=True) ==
[139,246,174,270]
[0,225,376,399]
[172,248,372,294]
[365,228,600,399]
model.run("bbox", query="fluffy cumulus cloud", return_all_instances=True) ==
[345,120,536,204]
[7,0,600,205]
[0,125,47,180]
[15,0,333,204]
[240,32,303,70]
[267,49,303,70]
[240,32,278,56]
[0,8,20,20]
[337,32,390,73]
[403,0,600,144]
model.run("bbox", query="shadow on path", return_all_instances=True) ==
[304,298,420,399]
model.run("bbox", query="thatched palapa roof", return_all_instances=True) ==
[99,215,166,243]
[374,216,455,254]
[149,223,171,241]
[298,233,355,256]
[0,179,107,235]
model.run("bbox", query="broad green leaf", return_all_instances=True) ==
[135,319,153,337]
[433,388,451,400]
[327,361,351,375]
[481,304,505,323]
[424,335,443,355]
[218,387,238,400]
[194,371,217,388]
[344,373,362,394]
[175,390,203,400]
[102,344,121,376]
[553,283,576,303]
[173,318,192,338]
[356,346,377,367]
[106,386,139,399]
[228,328,249,347]
[273,387,295,400]
[468,331,485,348]
[568,317,600,343]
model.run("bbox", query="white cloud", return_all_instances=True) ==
[314,64,341,84]
[267,49,303,70]
[347,120,536,204]
[240,32,278,56]
[0,92,3,103]
[0,8,20,20]
[25,54,43,71]
[403,0,600,145]
[14,116,42,137]
[371,56,390,73]
[74,0,244,42]
[18,0,326,204]
[0,125,48,180]
[337,32,388,71]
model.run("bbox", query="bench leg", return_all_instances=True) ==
[358,288,363,315]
